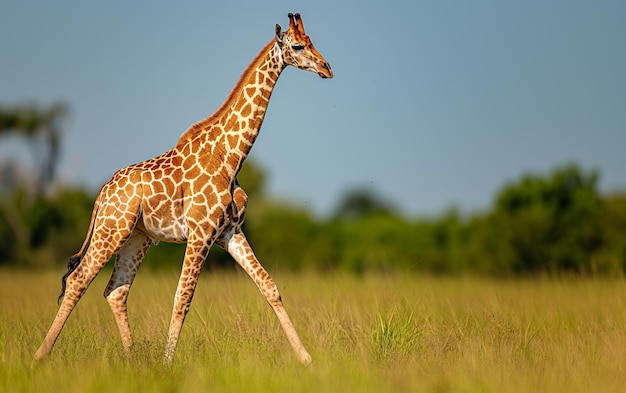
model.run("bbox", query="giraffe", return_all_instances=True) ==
[33,13,332,366]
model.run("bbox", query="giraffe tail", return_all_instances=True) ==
[57,194,101,304]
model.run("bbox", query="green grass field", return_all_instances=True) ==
[1,268,625,392]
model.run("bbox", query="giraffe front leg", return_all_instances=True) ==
[104,230,152,351]
[164,239,211,364]
[226,232,312,366]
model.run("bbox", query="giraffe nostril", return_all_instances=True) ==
[320,62,333,78]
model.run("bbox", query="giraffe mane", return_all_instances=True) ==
[176,38,277,146]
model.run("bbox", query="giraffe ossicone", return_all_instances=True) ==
[33,12,332,367]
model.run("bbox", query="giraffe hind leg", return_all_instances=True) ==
[33,241,119,363]
[104,230,152,351]
[34,205,142,363]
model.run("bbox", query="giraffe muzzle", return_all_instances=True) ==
[318,62,333,79]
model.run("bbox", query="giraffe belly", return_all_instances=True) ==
[138,213,188,244]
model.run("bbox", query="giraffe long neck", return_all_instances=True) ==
[176,39,284,179]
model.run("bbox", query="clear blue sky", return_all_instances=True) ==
[1,1,625,217]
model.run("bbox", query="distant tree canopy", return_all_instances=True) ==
[0,102,69,194]
[465,164,620,275]
[332,188,397,220]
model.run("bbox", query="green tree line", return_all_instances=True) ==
[1,160,625,276]
[2,103,624,275]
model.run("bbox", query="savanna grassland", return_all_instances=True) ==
[1,269,626,393]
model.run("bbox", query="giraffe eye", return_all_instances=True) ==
[291,44,305,51]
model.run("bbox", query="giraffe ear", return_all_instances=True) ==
[275,24,284,45]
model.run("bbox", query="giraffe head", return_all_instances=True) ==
[275,13,333,79]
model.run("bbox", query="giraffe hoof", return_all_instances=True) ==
[31,353,46,369]
[300,352,313,367]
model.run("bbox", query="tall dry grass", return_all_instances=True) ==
[1,268,625,392]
